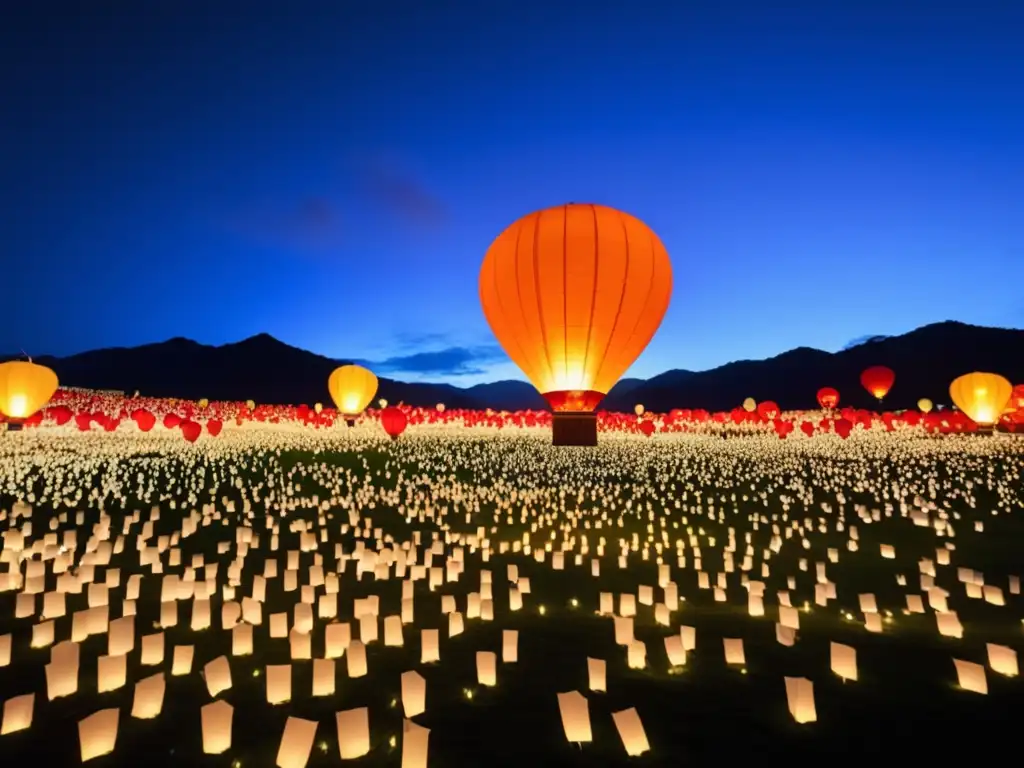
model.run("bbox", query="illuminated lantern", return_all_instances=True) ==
[246,399,256,410]
[479,203,672,446]
[198,398,209,409]
[436,403,445,413]
[859,366,895,401]
[378,398,388,408]
[917,398,933,414]
[742,398,756,413]
[1007,384,1024,412]
[816,387,839,409]
[314,402,323,414]
[180,420,201,443]
[639,421,655,438]
[634,404,645,417]
[0,360,59,428]
[949,372,1012,427]
[327,365,378,426]
[380,406,408,440]
[131,409,156,432]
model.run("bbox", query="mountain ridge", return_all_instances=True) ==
[3,320,1022,412]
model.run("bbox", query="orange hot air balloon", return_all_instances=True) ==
[327,365,378,419]
[479,203,672,414]
[949,372,1012,427]
[816,387,839,409]
[860,366,895,401]
[0,360,59,425]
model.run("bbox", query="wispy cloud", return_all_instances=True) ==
[355,344,507,377]
[353,154,448,231]
[226,196,346,254]
[841,334,890,351]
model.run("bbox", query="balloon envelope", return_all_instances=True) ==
[479,203,672,412]
[328,365,378,417]
[949,372,1012,426]
[860,366,895,400]
[0,361,59,420]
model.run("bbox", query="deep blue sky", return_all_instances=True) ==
[3,1,1022,386]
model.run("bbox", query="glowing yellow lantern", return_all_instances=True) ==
[246,399,256,410]
[949,372,1012,426]
[742,397,756,412]
[378,398,388,408]
[0,360,59,423]
[436,402,445,412]
[198,398,209,409]
[314,402,323,414]
[327,365,378,423]
[634,404,645,417]
[917,398,933,413]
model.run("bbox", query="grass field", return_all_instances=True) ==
[1,423,1023,766]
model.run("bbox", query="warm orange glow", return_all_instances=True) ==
[860,366,895,401]
[327,365,378,417]
[917,398,933,414]
[949,372,1012,426]
[0,361,59,420]
[479,203,672,412]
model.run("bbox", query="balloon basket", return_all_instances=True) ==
[345,418,356,428]
[552,412,598,447]
[3,422,23,432]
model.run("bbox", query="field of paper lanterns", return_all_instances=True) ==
[2,391,1024,766]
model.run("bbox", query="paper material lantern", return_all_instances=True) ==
[275,716,317,768]
[325,622,351,659]
[502,630,519,663]
[556,691,593,743]
[312,658,336,697]
[402,719,430,768]
[723,638,745,666]
[201,700,234,754]
[477,651,497,686]
[328,365,379,418]
[587,657,606,692]
[347,640,368,678]
[140,632,164,665]
[97,654,127,692]
[45,640,80,700]
[1,692,34,735]
[401,670,427,718]
[953,659,988,694]
[172,645,194,675]
[627,640,647,669]
[232,623,254,656]
[267,664,293,704]
[336,707,371,759]
[784,677,817,723]
[421,629,440,663]
[384,615,404,646]
[479,204,673,413]
[611,707,650,756]
[78,708,119,762]
[0,634,11,667]
[830,642,857,681]
[204,655,232,697]
[986,644,1018,677]
[131,672,166,719]
[664,636,686,667]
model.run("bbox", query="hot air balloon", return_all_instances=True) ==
[479,203,672,446]
[378,398,388,409]
[246,399,256,410]
[1007,384,1024,413]
[328,365,378,426]
[436,403,446,413]
[634,404,645,417]
[198,398,209,409]
[742,398,756,413]
[860,366,895,402]
[314,402,323,414]
[949,372,1012,428]
[0,360,59,430]
[816,387,839,410]
[380,406,408,440]
[917,398,933,414]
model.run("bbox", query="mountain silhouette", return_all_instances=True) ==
[4,321,1022,412]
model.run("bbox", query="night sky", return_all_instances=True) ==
[3,1,1022,386]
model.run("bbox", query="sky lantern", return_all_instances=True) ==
[327,365,378,426]
[917,398,933,414]
[949,372,1012,428]
[479,203,672,446]
[859,365,895,402]
[0,360,59,430]
[816,387,839,409]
